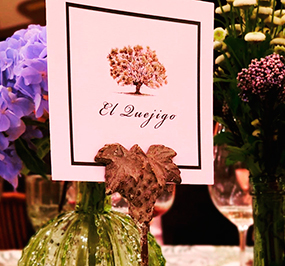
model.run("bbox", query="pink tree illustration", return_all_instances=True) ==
[107,45,167,94]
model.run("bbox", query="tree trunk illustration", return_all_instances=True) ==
[108,45,167,95]
[135,82,142,94]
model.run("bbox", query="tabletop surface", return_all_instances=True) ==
[0,245,253,266]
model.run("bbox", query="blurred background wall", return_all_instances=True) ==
[0,0,45,40]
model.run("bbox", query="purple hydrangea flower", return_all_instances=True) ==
[14,24,47,46]
[0,85,33,186]
[0,85,33,137]
[0,87,22,133]
[0,38,22,86]
[0,24,48,118]
[0,146,22,188]
[0,133,9,150]
[1,85,33,118]
[237,53,285,102]
[0,25,48,187]
[14,58,48,117]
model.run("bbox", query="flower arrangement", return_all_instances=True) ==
[213,0,285,179]
[0,25,48,188]
[214,1,285,264]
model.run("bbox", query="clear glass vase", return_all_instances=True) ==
[250,176,285,266]
[18,182,166,266]
[25,175,76,231]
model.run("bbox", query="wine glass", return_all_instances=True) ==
[208,143,253,266]
[153,184,176,217]
[111,184,176,216]
[111,184,176,245]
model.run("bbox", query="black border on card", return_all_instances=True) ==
[66,2,201,170]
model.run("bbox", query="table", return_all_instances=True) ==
[162,246,253,266]
[0,245,253,266]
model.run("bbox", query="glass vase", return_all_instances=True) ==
[25,175,76,231]
[250,176,285,266]
[18,182,165,266]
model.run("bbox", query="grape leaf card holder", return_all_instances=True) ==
[95,143,181,266]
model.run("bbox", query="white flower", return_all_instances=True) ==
[244,32,266,42]
[262,27,271,34]
[270,38,285,46]
[274,9,285,17]
[252,129,261,137]
[273,45,285,54]
[214,41,223,50]
[215,4,231,14]
[213,41,227,51]
[227,24,245,34]
[277,28,285,37]
[255,27,270,34]
[215,52,231,65]
[251,119,260,127]
[281,15,285,25]
[233,0,257,7]
[264,15,282,25]
[254,6,273,16]
[214,27,227,42]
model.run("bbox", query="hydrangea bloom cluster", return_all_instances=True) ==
[237,53,285,102]
[0,25,48,187]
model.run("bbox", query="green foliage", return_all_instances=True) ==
[213,0,285,178]
[32,136,50,160]
[16,118,51,177]
[214,131,235,146]
[15,138,49,179]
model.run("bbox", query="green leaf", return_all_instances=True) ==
[32,136,50,159]
[225,145,246,165]
[214,77,234,83]
[244,155,262,177]
[224,36,249,70]
[214,132,236,146]
[213,116,226,127]
[15,138,48,179]
[22,117,49,129]
[225,144,263,176]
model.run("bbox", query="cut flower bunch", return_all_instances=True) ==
[0,25,49,188]
[214,1,285,264]
[214,0,285,179]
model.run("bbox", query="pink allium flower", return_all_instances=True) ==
[237,53,285,102]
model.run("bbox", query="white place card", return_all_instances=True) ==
[46,0,214,184]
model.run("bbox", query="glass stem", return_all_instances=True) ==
[238,225,249,266]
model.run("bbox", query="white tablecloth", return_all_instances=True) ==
[0,250,21,266]
[0,245,253,266]
[162,245,253,266]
